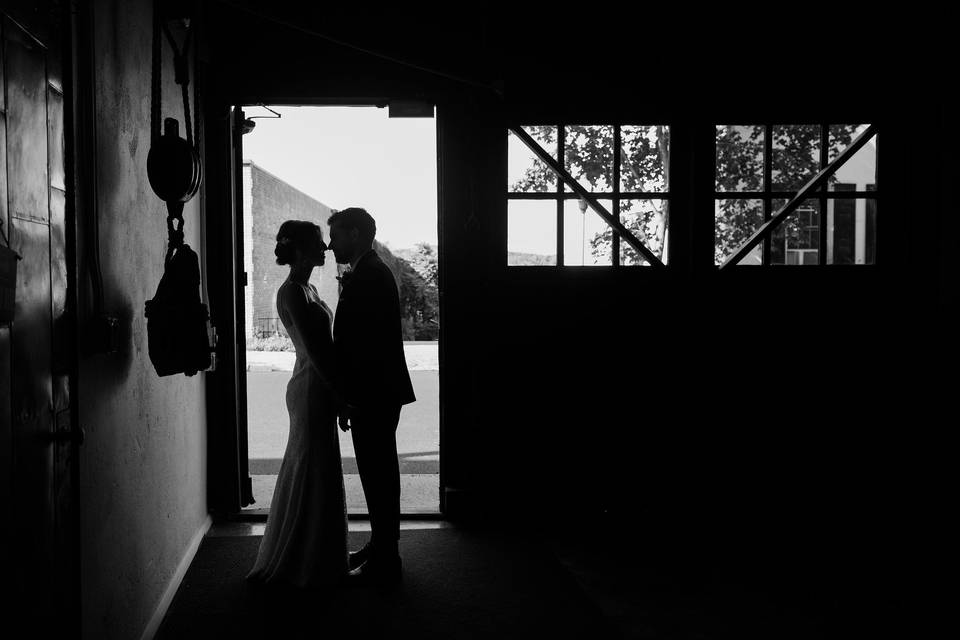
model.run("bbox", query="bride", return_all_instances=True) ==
[247,220,348,588]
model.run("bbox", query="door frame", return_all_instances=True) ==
[207,99,446,517]
[203,103,254,514]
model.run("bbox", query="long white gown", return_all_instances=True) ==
[247,279,348,588]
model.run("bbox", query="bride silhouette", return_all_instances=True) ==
[247,220,348,588]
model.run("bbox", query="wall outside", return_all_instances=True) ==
[246,160,337,335]
[242,163,252,339]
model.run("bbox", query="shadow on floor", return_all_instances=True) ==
[156,526,614,640]
[158,515,902,639]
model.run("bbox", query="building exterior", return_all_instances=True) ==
[3,5,949,638]
[242,160,341,340]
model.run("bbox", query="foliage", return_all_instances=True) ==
[246,334,294,352]
[409,242,439,288]
[508,251,556,266]
[377,241,439,341]
[511,124,861,265]
[714,125,858,264]
[245,242,439,350]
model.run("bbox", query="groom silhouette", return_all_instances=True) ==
[327,207,416,587]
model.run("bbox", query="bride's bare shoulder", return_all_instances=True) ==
[277,280,309,309]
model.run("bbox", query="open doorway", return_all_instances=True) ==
[238,105,440,515]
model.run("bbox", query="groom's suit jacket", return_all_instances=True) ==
[333,250,416,411]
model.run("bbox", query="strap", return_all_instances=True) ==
[162,21,195,147]
[151,1,199,151]
[166,201,185,261]
[151,0,161,146]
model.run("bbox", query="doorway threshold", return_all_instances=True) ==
[209,518,450,537]
[240,473,440,516]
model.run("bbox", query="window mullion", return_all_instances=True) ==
[557,124,565,266]
[613,125,621,266]
[819,124,829,265]
[763,124,772,265]
[874,130,879,264]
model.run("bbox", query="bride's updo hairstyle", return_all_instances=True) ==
[275,220,324,266]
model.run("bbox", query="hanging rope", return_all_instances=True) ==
[0,218,10,248]
[161,21,195,148]
[150,0,201,253]
[150,0,161,147]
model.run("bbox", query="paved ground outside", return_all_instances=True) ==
[245,342,439,513]
[250,474,440,515]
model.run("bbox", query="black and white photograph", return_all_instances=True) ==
[0,2,953,638]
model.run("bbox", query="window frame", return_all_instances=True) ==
[714,123,878,267]
[507,124,671,267]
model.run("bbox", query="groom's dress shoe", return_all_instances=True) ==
[345,556,402,588]
[348,543,372,570]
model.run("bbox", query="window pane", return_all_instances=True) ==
[508,126,557,192]
[828,124,876,191]
[620,199,668,266]
[563,199,613,266]
[715,199,763,265]
[830,196,855,264]
[565,125,614,192]
[508,200,556,265]
[620,126,669,192]
[716,125,763,192]
[826,196,876,265]
[770,199,821,266]
[772,125,820,192]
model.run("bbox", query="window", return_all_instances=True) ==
[715,124,877,266]
[507,125,670,266]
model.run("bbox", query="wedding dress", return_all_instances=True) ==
[247,279,348,587]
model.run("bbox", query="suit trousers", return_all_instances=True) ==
[350,405,402,559]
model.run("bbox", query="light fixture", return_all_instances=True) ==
[242,104,282,135]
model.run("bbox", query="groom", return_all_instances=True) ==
[327,207,416,587]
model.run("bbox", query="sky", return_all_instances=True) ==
[241,105,437,251]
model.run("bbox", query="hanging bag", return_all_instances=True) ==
[145,241,210,376]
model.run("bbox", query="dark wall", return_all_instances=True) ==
[1,4,76,634]
[202,2,952,610]
[3,1,214,637]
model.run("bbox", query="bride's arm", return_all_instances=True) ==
[279,285,336,388]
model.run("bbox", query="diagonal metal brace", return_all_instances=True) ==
[509,126,665,267]
[720,124,878,269]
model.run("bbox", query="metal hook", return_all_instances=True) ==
[247,104,282,120]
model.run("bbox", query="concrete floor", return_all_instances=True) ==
[208,519,451,537]
[245,344,440,513]
[249,473,440,514]
[246,370,439,467]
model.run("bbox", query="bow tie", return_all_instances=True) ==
[336,270,354,286]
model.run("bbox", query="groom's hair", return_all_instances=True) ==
[327,207,376,244]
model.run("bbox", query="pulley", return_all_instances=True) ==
[147,118,201,203]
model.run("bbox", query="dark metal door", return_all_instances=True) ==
[231,106,253,507]
[2,6,81,636]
